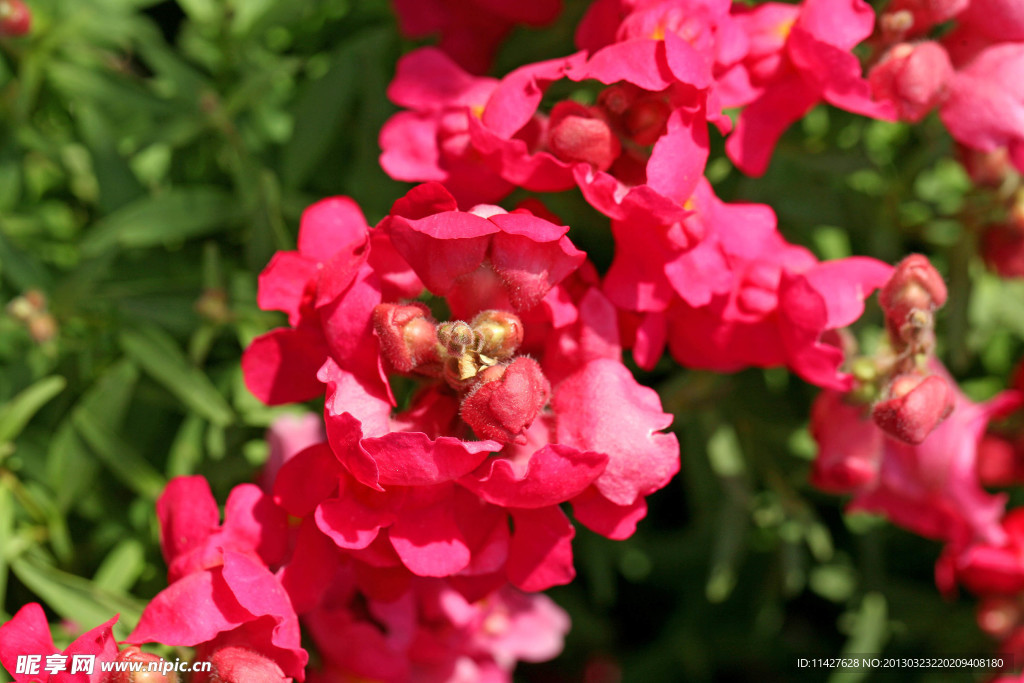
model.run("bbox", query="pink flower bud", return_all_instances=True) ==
[193,647,287,683]
[868,41,953,123]
[0,0,30,37]
[622,97,671,147]
[872,373,955,444]
[105,646,177,683]
[460,357,550,444]
[878,254,948,343]
[547,101,621,171]
[982,222,1024,279]
[372,302,441,375]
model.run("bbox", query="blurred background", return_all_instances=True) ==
[2,1,1023,681]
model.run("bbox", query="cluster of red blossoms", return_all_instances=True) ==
[6,0,1024,681]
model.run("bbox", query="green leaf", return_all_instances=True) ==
[93,539,146,594]
[46,423,99,513]
[167,413,205,477]
[0,376,67,445]
[120,326,235,426]
[12,552,144,638]
[81,187,243,256]
[0,484,13,612]
[71,411,166,499]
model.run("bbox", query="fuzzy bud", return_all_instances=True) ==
[872,373,955,444]
[437,319,476,356]
[957,144,1013,188]
[373,302,440,374]
[878,254,948,348]
[470,309,524,360]
[547,101,621,171]
[460,357,550,444]
[192,647,288,683]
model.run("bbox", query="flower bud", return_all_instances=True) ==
[193,647,287,683]
[868,41,953,123]
[878,254,947,348]
[470,309,523,360]
[872,373,955,444]
[547,101,621,171]
[104,646,177,683]
[982,222,1024,279]
[622,97,671,146]
[373,302,441,375]
[0,0,30,37]
[437,319,476,357]
[460,357,550,444]
[883,0,968,36]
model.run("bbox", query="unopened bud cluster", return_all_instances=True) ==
[374,304,548,443]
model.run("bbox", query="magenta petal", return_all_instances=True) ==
[725,72,819,176]
[221,483,290,568]
[315,496,388,550]
[554,359,680,506]
[663,30,713,89]
[0,604,57,682]
[507,506,576,591]
[361,432,501,486]
[571,485,649,540]
[64,613,120,680]
[645,104,709,207]
[632,312,668,372]
[379,111,448,183]
[387,215,491,294]
[220,552,307,680]
[321,358,393,490]
[157,475,220,567]
[389,496,471,576]
[461,444,608,508]
[257,251,318,324]
[778,257,893,390]
[571,40,674,91]
[128,569,251,646]
[297,197,370,262]
[491,233,585,311]
[277,518,341,614]
[242,327,329,405]
[387,47,496,109]
[273,443,339,517]
[482,54,585,138]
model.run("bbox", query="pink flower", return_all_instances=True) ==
[242,195,421,405]
[127,477,307,681]
[940,43,1024,173]
[301,573,568,682]
[379,49,513,207]
[616,179,893,390]
[0,604,119,682]
[810,375,1023,547]
[725,0,897,176]
[260,184,680,590]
